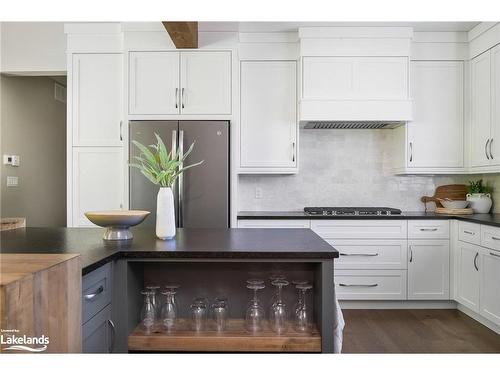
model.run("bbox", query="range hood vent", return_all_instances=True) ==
[303,121,404,130]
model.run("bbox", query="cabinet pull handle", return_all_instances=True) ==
[409,245,413,262]
[490,252,500,258]
[339,283,378,287]
[175,88,178,108]
[107,319,116,353]
[119,121,123,141]
[463,230,475,235]
[84,285,104,301]
[419,228,438,232]
[490,138,494,160]
[181,88,185,109]
[485,139,491,160]
[292,142,296,162]
[474,252,479,271]
[492,236,500,241]
[340,253,379,257]
[409,142,413,162]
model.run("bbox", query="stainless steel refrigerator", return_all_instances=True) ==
[129,121,229,228]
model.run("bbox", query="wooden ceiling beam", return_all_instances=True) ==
[162,22,198,49]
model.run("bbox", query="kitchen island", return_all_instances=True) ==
[1,227,339,353]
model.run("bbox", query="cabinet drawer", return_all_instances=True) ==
[82,263,112,324]
[408,220,449,239]
[311,220,407,239]
[481,225,500,251]
[458,222,481,245]
[329,240,407,270]
[335,270,407,300]
[237,219,310,228]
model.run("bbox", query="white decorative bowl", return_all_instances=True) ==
[85,210,150,240]
[440,200,469,209]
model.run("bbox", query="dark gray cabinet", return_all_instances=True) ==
[82,263,115,353]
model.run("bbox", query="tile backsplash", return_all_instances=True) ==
[238,129,473,212]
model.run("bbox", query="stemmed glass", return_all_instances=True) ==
[164,283,180,308]
[140,290,156,333]
[269,279,289,334]
[268,274,286,307]
[293,283,313,333]
[146,285,161,317]
[245,280,265,333]
[160,290,177,331]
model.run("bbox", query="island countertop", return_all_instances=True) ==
[0,227,338,274]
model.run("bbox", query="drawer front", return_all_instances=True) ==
[481,225,500,251]
[329,240,407,270]
[335,270,407,300]
[82,263,112,324]
[311,220,407,239]
[408,220,449,239]
[458,222,481,245]
[237,219,310,228]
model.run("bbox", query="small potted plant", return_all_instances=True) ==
[466,179,493,214]
[130,134,203,239]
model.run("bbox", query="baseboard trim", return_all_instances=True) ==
[339,300,457,309]
[457,303,500,335]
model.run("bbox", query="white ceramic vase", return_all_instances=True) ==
[466,193,493,214]
[156,187,176,240]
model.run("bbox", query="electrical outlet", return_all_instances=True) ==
[7,176,18,187]
[255,187,263,199]
[3,154,20,167]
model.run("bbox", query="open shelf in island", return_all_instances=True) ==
[128,319,321,352]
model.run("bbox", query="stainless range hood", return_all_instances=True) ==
[303,121,405,129]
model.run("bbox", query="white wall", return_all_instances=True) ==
[0,22,66,74]
[238,129,469,212]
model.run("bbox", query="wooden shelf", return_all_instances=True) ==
[128,319,321,352]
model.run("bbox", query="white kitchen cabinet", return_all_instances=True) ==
[408,240,450,300]
[239,60,297,172]
[72,53,123,146]
[302,56,408,100]
[237,219,310,228]
[407,61,464,169]
[470,50,492,168]
[180,52,231,115]
[335,270,407,300]
[129,51,180,115]
[479,249,500,326]
[129,51,231,116]
[491,44,500,165]
[72,147,124,227]
[456,241,480,312]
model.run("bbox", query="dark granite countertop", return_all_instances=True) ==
[237,211,500,227]
[0,228,338,275]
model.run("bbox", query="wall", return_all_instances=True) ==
[0,22,66,74]
[0,75,66,226]
[238,129,469,212]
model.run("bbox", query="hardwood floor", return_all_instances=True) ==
[342,309,500,353]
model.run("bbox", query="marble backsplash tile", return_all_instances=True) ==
[238,129,474,212]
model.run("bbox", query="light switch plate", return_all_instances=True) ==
[7,176,18,187]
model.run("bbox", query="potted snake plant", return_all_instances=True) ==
[130,133,203,239]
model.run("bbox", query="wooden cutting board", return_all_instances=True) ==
[421,184,468,209]
[435,207,474,215]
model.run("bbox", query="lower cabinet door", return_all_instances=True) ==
[408,240,450,300]
[82,304,114,353]
[456,242,480,312]
[479,249,500,325]
[335,270,407,300]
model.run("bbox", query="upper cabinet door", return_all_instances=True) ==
[408,61,464,168]
[470,50,492,168]
[129,51,180,115]
[240,60,297,170]
[490,45,500,166]
[302,56,408,100]
[72,54,123,146]
[179,51,231,115]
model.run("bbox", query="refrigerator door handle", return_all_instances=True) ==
[178,129,184,227]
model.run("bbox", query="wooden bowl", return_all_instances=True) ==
[84,210,150,240]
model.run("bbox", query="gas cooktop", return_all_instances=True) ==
[304,207,402,216]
